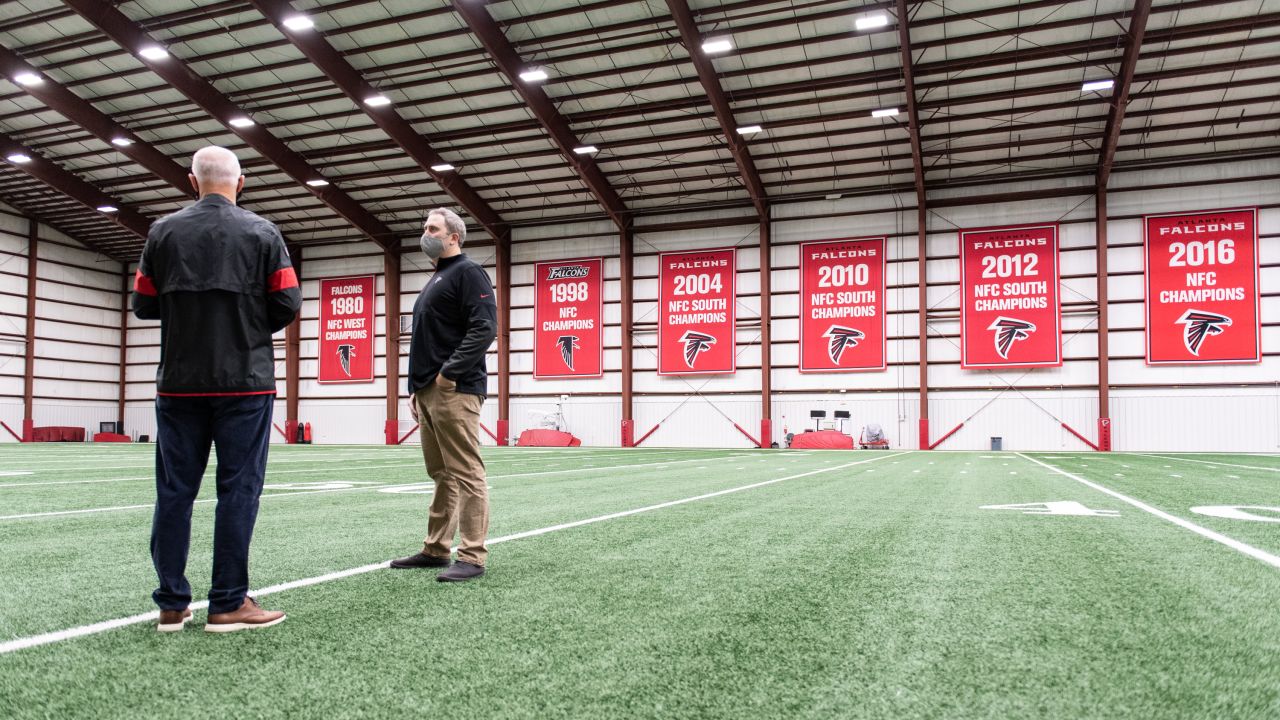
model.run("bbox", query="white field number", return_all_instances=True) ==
[550,281,589,303]
[981,253,1039,278]
[817,264,869,287]
[1190,505,1280,523]
[1169,239,1235,267]
[672,273,723,296]
[329,296,364,316]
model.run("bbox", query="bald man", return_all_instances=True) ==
[133,146,301,633]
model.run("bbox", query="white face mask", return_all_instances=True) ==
[420,231,444,260]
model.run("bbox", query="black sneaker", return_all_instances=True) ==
[389,552,451,569]
[437,561,485,582]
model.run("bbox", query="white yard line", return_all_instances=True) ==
[1018,453,1280,571]
[0,453,758,520]
[1132,453,1280,473]
[0,451,904,654]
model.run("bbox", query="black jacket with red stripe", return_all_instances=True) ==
[132,194,301,395]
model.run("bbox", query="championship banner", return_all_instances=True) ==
[659,248,736,375]
[534,257,603,378]
[799,237,886,372]
[318,275,375,383]
[1144,207,1260,364]
[959,224,1061,369]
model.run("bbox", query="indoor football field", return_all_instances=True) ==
[1,444,1278,719]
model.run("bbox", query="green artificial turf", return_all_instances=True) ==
[0,446,1277,719]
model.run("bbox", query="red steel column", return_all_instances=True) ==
[496,230,511,446]
[917,205,930,449]
[117,263,128,431]
[21,218,36,441]
[620,226,634,447]
[1095,189,1112,451]
[759,218,772,448]
[383,248,401,444]
[285,245,302,443]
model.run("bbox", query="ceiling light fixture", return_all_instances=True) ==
[282,15,315,31]
[825,193,843,200]
[364,95,391,107]
[871,107,899,118]
[573,145,598,155]
[431,163,455,172]
[13,72,42,86]
[701,37,732,54]
[519,69,548,82]
[736,125,762,135]
[110,137,133,147]
[1082,79,1115,92]
[97,205,118,213]
[855,14,890,31]
[138,46,169,61]
[6,153,30,164]
[306,179,329,187]
[228,116,255,128]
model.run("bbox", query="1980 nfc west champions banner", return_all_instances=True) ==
[959,224,1061,369]
[799,237,886,372]
[1144,207,1260,364]
[659,248,736,375]
[318,275,374,383]
[534,258,603,378]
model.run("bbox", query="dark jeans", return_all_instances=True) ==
[151,394,273,614]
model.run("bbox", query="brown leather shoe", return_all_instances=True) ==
[389,552,450,569]
[157,608,192,633]
[204,596,285,633]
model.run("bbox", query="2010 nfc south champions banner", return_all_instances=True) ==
[534,258,603,378]
[318,275,375,384]
[659,248,736,375]
[1144,207,1260,364]
[799,237,886,372]
[959,224,1062,369]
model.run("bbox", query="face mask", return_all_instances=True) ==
[420,231,444,259]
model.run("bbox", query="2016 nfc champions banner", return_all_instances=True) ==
[1144,207,1260,364]
[534,257,603,378]
[959,224,1062,369]
[318,275,375,383]
[659,248,736,375]
[799,237,886,372]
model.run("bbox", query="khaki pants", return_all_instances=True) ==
[414,384,489,567]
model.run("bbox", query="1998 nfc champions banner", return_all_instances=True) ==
[534,258,603,378]
[799,237,886,372]
[959,224,1061,369]
[318,275,374,383]
[1144,208,1260,364]
[659,248,736,375]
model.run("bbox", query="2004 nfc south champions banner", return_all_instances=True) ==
[799,237,886,372]
[659,248,736,375]
[959,224,1062,369]
[318,275,375,383]
[534,258,603,378]
[1144,207,1260,364]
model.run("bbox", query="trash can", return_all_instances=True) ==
[990,437,1003,451]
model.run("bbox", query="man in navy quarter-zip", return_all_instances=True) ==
[390,207,497,581]
[132,146,300,632]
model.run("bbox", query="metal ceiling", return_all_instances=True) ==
[0,0,1272,261]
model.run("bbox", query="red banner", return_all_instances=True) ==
[799,237,886,372]
[318,275,375,383]
[1144,208,1260,364]
[959,224,1061,369]
[659,248,736,375]
[534,258,603,378]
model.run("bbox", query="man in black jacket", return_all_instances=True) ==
[390,207,497,581]
[133,146,301,632]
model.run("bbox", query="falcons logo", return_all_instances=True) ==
[988,317,1036,359]
[336,344,356,376]
[557,335,580,370]
[1176,309,1231,356]
[679,331,716,368]
[823,325,864,364]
